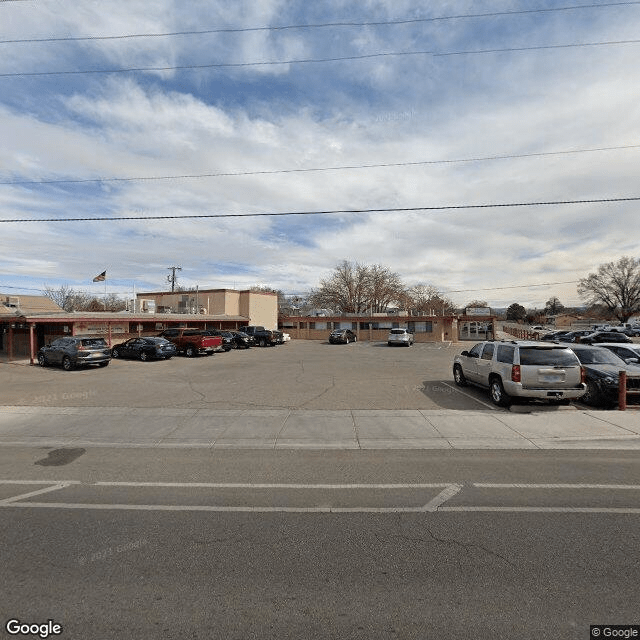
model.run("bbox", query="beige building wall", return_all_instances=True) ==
[239,290,278,328]
[137,289,277,326]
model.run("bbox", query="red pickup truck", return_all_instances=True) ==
[157,328,222,357]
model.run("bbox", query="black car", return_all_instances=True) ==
[228,330,254,349]
[329,329,357,344]
[111,337,177,361]
[557,330,593,343]
[38,336,111,371]
[540,331,571,342]
[561,344,639,407]
[580,331,633,345]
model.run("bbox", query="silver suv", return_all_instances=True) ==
[388,328,414,346]
[453,340,586,406]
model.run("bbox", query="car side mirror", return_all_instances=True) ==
[460,350,469,357]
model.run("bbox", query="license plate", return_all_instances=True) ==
[541,375,562,383]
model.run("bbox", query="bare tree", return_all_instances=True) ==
[578,256,640,322]
[405,284,456,315]
[42,285,91,312]
[544,296,564,315]
[309,260,405,314]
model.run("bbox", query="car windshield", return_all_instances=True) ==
[518,347,578,366]
[571,348,626,365]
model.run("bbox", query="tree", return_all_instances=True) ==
[465,300,489,309]
[578,256,640,322]
[506,303,527,322]
[309,260,406,314]
[544,296,564,315]
[42,285,91,312]
[405,284,456,316]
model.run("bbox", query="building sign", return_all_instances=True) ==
[75,323,128,335]
[465,307,492,316]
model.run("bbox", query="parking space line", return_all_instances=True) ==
[440,382,499,410]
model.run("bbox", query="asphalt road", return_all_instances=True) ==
[2,448,640,639]
[1,340,496,411]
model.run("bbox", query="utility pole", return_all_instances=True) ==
[167,266,182,292]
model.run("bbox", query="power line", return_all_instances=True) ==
[3,143,639,187]
[444,281,580,293]
[2,38,639,78]
[1,196,639,224]
[2,2,639,44]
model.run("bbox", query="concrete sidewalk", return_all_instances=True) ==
[0,405,639,450]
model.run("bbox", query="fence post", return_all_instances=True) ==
[619,370,627,411]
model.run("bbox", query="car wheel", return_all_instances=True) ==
[353,336,357,342]
[186,346,196,357]
[453,364,467,386]
[38,353,47,367]
[581,380,602,406]
[140,351,148,361]
[388,342,393,346]
[489,377,510,407]
[112,348,120,358]
[62,356,73,371]
[345,337,350,344]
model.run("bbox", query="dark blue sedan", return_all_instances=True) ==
[111,337,177,361]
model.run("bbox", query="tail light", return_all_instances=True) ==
[511,365,521,382]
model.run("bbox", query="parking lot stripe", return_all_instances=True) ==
[440,382,499,411]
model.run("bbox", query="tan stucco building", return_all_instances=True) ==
[136,288,278,330]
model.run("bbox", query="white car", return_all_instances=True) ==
[387,328,414,346]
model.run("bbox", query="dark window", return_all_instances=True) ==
[481,343,494,360]
[468,344,483,358]
[518,348,579,366]
[496,345,515,364]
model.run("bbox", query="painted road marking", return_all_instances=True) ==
[440,382,499,411]
[1,481,640,514]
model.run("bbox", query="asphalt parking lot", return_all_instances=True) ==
[0,340,502,411]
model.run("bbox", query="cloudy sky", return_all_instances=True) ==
[1,0,639,308]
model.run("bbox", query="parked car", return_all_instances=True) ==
[453,340,586,407]
[329,329,357,344]
[157,328,222,356]
[579,331,632,345]
[556,330,593,343]
[387,328,414,347]
[200,330,234,352]
[596,343,640,367]
[228,330,254,349]
[38,336,111,371]
[238,326,282,347]
[559,343,639,407]
[111,337,177,361]
[540,331,572,342]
